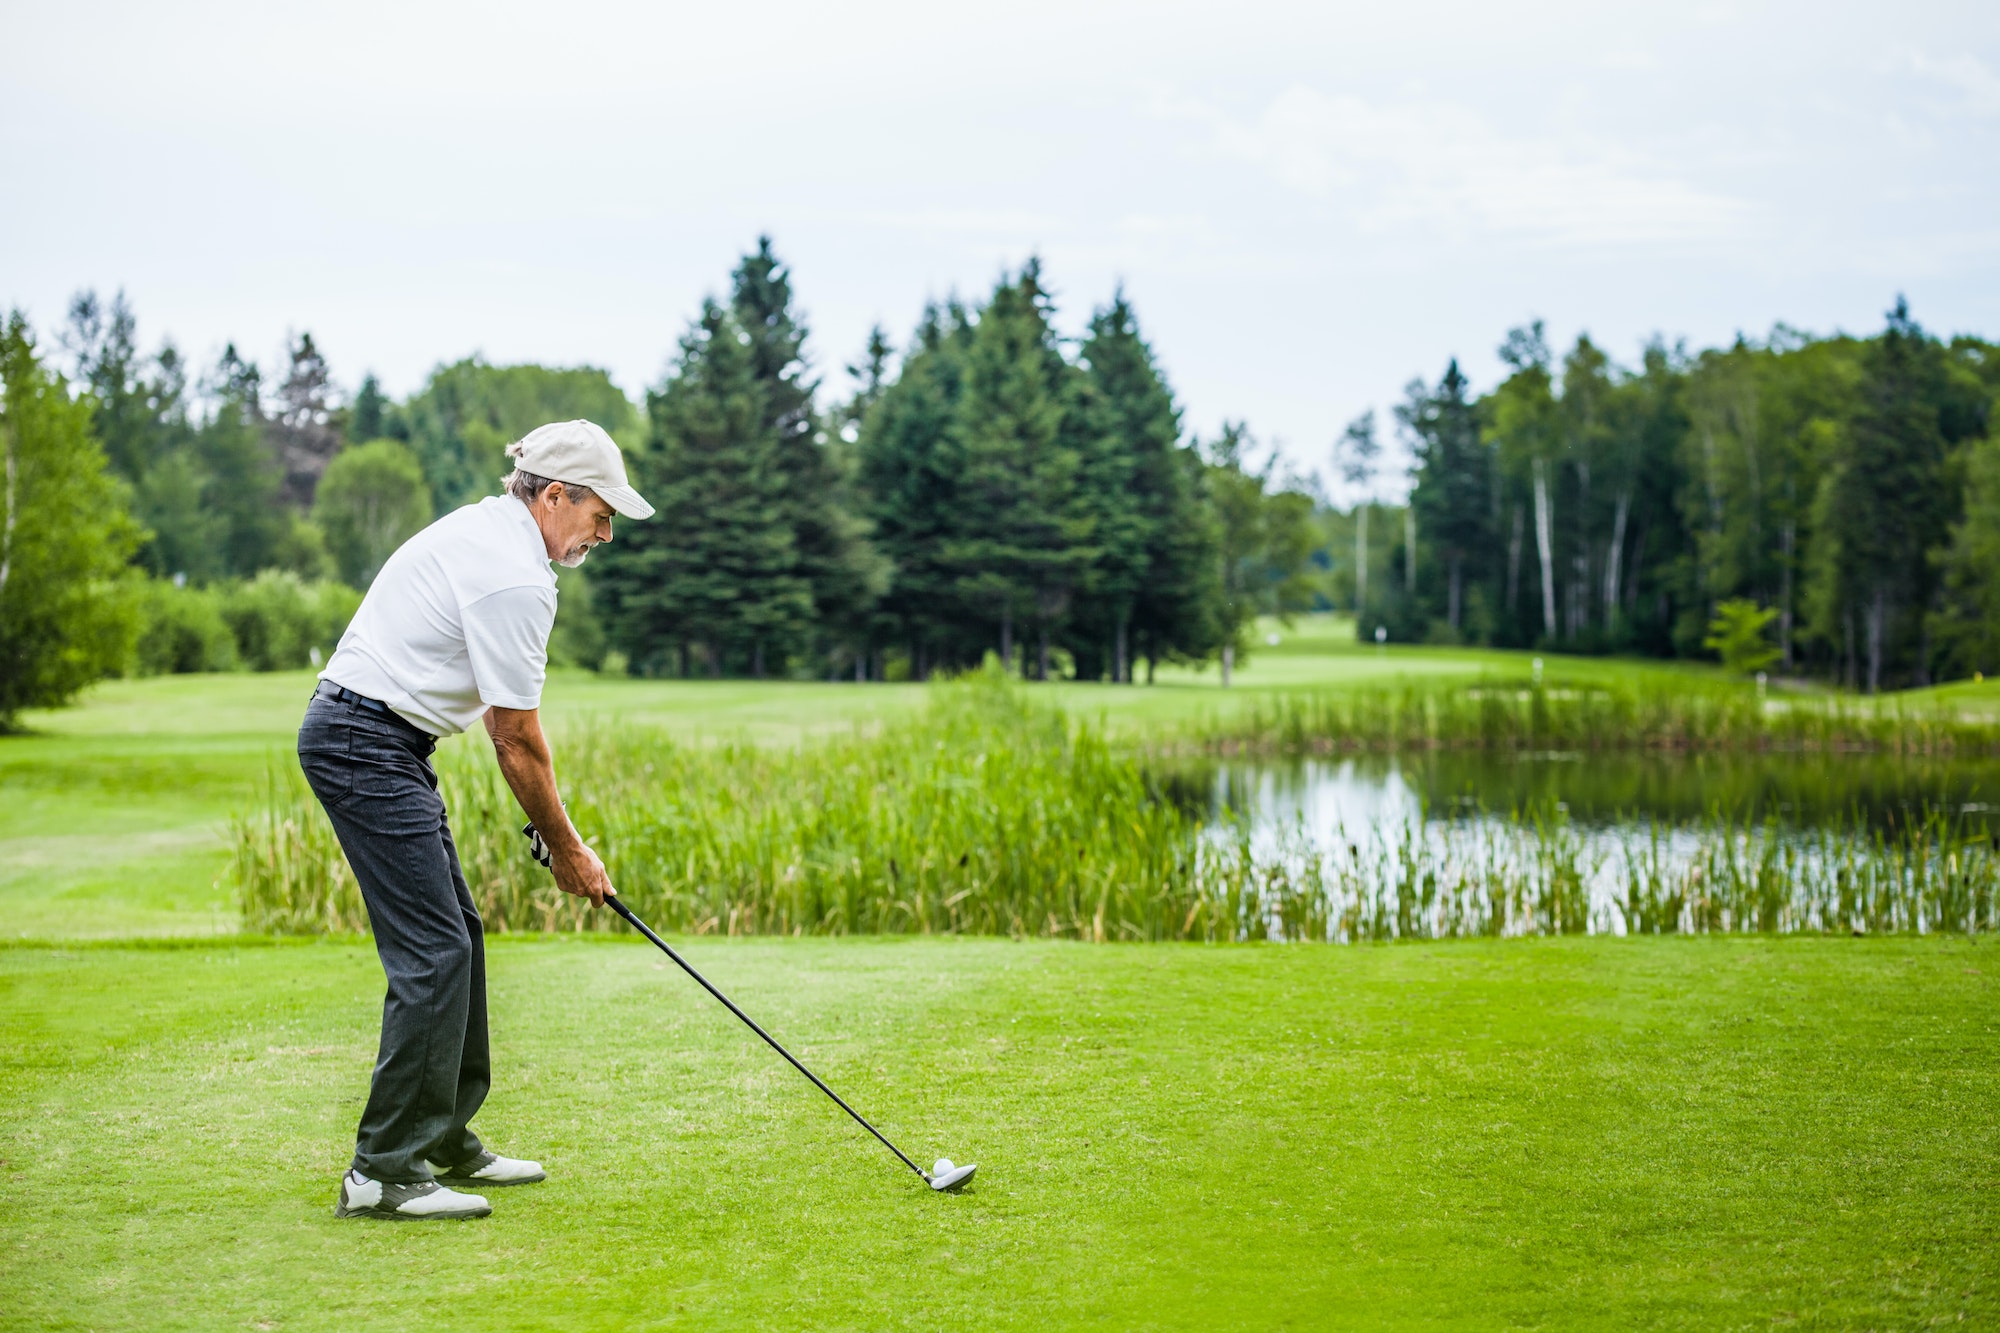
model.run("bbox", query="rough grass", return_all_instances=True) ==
[0,935,1992,1331]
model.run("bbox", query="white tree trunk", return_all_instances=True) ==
[1404,506,1416,594]
[1603,491,1629,631]
[1354,504,1368,616]
[1532,458,1556,638]
[1221,642,1234,687]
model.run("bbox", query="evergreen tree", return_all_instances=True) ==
[1400,360,1491,638]
[855,303,978,675]
[347,373,394,444]
[729,237,884,675]
[1080,290,1216,681]
[196,346,292,578]
[272,332,339,506]
[945,262,1100,679]
[1809,300,1964,690]
[596,301,811,676]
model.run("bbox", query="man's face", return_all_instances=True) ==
[535,483,617,567]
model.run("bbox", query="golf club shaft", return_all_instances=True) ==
[603,895,930,1182]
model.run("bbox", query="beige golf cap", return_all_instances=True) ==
[507,420,655,520]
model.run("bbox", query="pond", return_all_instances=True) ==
[1184,753,2000,938]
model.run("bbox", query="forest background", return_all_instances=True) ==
[5,234,1999,724]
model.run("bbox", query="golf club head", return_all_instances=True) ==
[928,1162,977,1191]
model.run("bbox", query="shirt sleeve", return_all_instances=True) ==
[461,585,557,711]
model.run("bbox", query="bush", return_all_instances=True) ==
[132,578,238,675]
[217,571,361,671]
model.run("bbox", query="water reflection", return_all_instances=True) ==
[1172,754,2000,936]
[1201,753,2000,833]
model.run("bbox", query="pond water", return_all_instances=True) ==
[1181,753,2000,936]
[1204,752,2000,833]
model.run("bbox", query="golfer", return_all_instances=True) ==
[298,420,653,1221]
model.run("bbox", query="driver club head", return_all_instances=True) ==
[928,1159,977,1191]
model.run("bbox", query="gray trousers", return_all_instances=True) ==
[298,691,489,1182]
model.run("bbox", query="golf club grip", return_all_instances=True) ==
[602,896,930,1182]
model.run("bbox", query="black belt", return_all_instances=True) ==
[315,680,395,715]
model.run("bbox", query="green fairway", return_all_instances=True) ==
[3,628,1995,1329]
[0,935,1991,1330]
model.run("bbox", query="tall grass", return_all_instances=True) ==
[241,669,1221,940]
[233,671,2000,940]
[1176,676,2000,756]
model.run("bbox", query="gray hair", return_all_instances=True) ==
[503,469,597,506]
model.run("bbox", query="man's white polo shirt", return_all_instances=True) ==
[320,495,558,737]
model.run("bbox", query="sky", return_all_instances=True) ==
[4,0,1998,499]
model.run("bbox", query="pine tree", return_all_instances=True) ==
[1811,299,1958,690]
[272,332,340,507]
[729,237,883,675]
[946,263,1099,679]
[855,303,977,675]
[1401,360,1492,637]
[1080,290,1216,681]
[595,301,811,676]
[347,373,393,443]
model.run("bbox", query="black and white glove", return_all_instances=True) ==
[522,820,553,869]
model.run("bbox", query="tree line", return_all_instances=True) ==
[1382,306,2000,689]
[4,236,1997,723]
[591,242,1316,684]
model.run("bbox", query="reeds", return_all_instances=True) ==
[240,668,1217,941]
[1172,676,2000,757]
[231,671,2000,940]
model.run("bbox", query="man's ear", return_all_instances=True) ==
[543,481,565,508]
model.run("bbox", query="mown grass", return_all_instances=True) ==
[1,935,1992,1332]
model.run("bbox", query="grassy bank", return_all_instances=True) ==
[2,934,1992,1332]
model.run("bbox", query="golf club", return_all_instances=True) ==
[524,822,976,1192]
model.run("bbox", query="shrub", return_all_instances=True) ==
[1703,599,1781,676]
[218,570,361,671]
[132,578,238,675]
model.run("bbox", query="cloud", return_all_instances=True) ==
[1910,53,2000,117]
[1189,86,1749,248]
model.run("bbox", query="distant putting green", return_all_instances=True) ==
[0,935,1991,1330]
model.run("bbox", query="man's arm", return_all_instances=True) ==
[483,705,614,907]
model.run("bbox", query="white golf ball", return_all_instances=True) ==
[933,1158,954,1175]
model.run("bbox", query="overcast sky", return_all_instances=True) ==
[4,1,1997,497]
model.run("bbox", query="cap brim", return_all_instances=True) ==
[597,484,655,520]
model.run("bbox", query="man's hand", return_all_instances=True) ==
[550,841,614,908]
[485,705,615,908]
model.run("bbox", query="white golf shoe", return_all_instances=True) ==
[432,1150,547,1187]
[335,1169,491,1221]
